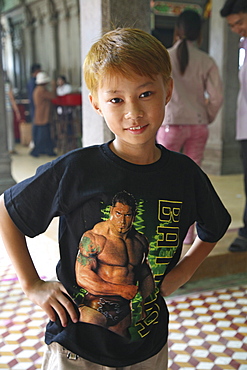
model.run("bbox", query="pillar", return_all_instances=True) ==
[48,2,60,79]
[80,0,151,147]
[0,33,16,194]
[202,0,242,175]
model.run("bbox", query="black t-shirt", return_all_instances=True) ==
[4,142,231,367]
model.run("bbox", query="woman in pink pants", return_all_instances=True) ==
[157,10,223,244]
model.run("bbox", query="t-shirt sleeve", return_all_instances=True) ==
[4,160,62,237]
[194,166,231,242]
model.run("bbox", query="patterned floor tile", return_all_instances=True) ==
[167,286,247,370]
[0,254,48,369]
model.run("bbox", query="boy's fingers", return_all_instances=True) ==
[44,295,75,327]
[46,285,78,327]
[28,280,78,327]
[59,286,79,324]
[51,300,69,327]
[56,294,78,327]
[45,305,57,323]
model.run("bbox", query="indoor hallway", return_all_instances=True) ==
[0,144,246,369]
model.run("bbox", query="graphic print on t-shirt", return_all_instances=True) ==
[75,190,181,341]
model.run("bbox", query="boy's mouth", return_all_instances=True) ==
[128,125,147,131]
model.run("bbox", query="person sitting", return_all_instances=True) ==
[56,75,72,96]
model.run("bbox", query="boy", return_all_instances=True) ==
[0,28,231,369]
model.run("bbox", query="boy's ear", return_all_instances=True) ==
[165,77,173,105]
[89,93,103,116]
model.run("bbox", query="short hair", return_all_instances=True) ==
[112,191,137,215]
[220,0,247,17]
[31,63,41,74]
[58,75,67,83]
[83,28,171,97]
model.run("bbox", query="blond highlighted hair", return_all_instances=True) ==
[83,28,171,97]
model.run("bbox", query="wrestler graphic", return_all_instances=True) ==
[75,191,155,338]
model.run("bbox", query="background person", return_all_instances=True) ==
[56,75,73,117]
[220,0,247,252]
[156,10,223,244]
[30,71,57,157]
[4,72,21,154]
[56,75,72,96]
[27,63,41,123]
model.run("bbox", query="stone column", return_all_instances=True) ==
[24,4,36,74]
[80,0,151,147]
[48,2,59,79]
[202,0,242,174]
[0,32,16,194]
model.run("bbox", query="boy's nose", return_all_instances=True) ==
[125,109,144,120]
[124,103,144,120]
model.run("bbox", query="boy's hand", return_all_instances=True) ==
[0,199,77,327]
[160,237,216,297]
[25,279,78,327]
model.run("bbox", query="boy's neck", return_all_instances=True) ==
[109,140,161,165]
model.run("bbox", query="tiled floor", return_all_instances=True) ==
[167,287,247,370]
[0,145,247,369]
[0,243,47,369]
[1,250,246,369]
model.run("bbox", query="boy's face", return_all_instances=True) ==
[90,72,172,149]
[226,12,247,37]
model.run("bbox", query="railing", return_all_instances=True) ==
[52,93,82,154]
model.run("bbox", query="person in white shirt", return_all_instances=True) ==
[56,75,73,116]
[56,75,72,96]
[221,0,247,252]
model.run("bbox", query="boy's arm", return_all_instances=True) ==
[0,195,78,327]
[160,236,216,297]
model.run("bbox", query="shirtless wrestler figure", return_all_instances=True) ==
[75,191,155,338]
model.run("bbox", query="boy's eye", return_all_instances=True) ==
[110,97,123,104]
[140,91,152,98]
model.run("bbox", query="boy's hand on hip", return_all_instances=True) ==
[25,279,78,327]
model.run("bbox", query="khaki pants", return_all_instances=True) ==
[41,341,168,370]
